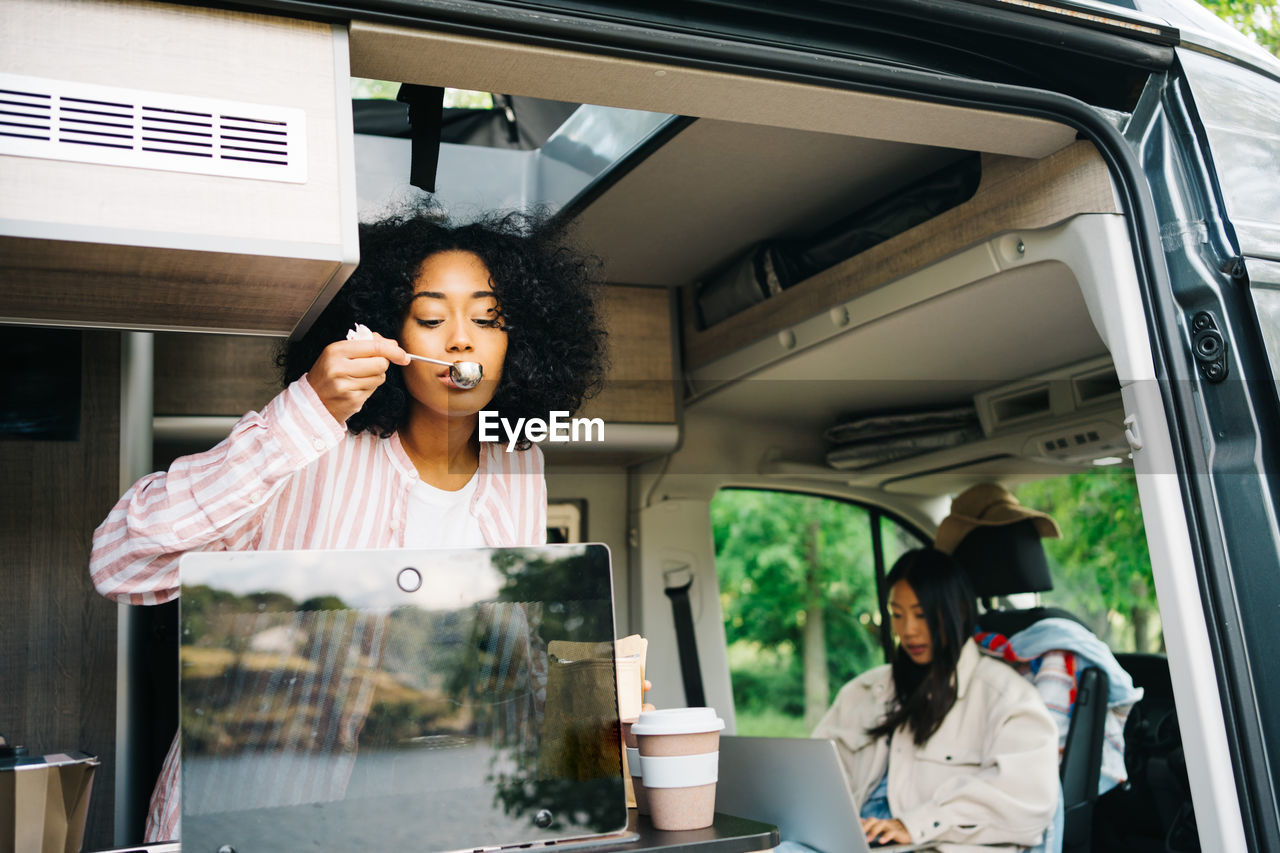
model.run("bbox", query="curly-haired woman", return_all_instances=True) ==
[90,206,610,841]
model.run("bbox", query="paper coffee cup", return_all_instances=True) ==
[626,745,649,813]
[631,708,724,830]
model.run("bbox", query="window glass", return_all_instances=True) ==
[1180,50,1280,259]
[351,77,494,109]
[1249,267,1280,385]
[711,489,887,736]
[1015,469,1163,653]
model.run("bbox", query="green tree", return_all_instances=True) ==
[1015,469,1158,651]
[712,490,882,731]
[350,77,496,108]
[1197,0,1280,56]
[298,594,350,612]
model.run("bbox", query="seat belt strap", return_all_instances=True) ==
[664,576,706,707]
[396,84,445,192]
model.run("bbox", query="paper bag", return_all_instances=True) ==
[613,635,648,808]
[538,640,621,782]
[0,752,98,853]
[614,634,648,724]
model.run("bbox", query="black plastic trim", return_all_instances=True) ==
[868,507,894,662]
[1139,63,1280,853]
[189,0,1172,108]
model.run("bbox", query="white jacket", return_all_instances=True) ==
[812,640,1059,852]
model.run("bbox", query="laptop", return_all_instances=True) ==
[716,735,931,853]
[178,544,635,853]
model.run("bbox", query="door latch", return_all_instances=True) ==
[1190,311,1229,383]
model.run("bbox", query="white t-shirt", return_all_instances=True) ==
[403,471,487,549]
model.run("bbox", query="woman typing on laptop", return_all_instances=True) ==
[811,548,1059,852]
[89,205,610,842]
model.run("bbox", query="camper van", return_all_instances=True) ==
[4,0,1280,850]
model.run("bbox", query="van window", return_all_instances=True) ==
[1014,469,1163,653]
[351,77,494,108]
[1248,262,1280,384]
[711,488,924,736]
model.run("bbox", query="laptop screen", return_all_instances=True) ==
[179,544,627,852]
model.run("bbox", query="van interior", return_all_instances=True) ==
[2,7,1200,852]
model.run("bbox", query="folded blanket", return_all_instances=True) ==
[975,618,1144,795]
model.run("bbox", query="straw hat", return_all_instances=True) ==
[933,482,1061,555]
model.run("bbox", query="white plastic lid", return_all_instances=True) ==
[629,707,725,736]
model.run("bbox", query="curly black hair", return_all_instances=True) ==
[281,205,609,447]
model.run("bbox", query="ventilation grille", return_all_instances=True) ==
[0,73,306,183]
[974,357,1122,437]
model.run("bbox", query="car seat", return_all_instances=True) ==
[953,519,1109,853]
[1093,653,1198,853]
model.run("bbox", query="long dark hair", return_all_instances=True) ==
[867,548,977,746]
[281,204,609,444]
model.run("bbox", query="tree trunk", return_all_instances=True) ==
[804,519,829,731]
[1131,605,1150,653]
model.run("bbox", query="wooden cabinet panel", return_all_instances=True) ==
[153,333,281,416]
[153,284,679,424]
[0,331,121,850]
[0,0,357,335]
[580,285,678,424]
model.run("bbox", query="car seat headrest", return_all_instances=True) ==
[952,519,1053,597]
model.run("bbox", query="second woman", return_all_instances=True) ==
[812,548,1059,852]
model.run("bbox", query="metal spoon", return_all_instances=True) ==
[405,353,484,389]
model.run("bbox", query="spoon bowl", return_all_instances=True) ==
[448,361,484,389]
[405,353,484,389]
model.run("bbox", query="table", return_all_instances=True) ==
[582,810,779,852]
[86,811,780,853]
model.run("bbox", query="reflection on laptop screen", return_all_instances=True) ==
[179,545,626,853]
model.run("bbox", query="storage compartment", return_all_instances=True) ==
[0,0,358,335]
[681,141,1119,372]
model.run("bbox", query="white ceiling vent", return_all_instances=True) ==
[974,356,1122,436]
[0,72,306,183]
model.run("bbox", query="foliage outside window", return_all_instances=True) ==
[350,77,495,109]
[714,472,1160,739]
[1197,0,1280,55]
[712,490,919,737]
[1015,468,1162,653]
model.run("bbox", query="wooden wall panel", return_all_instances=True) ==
[579,285,677,424]
[153,283,679,423]
[2,240,343,335]
[153,332,281,416]
[0,330,121,851]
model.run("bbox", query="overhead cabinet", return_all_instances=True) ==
[0,0,358,335]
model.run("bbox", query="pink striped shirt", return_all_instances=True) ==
[90,374,547,840]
